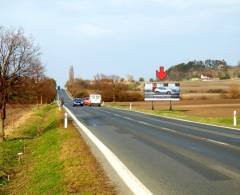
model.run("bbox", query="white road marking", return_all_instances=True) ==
[107,108,240,139]
[161,127,177,133]
[138,121,151,126]
[204,139,230,146]
[123,116,133,120]
[64,106,153,195]
[98,108,233,148]
[110,106,240,131]
[63,90,236,150]
[114,113,121,117]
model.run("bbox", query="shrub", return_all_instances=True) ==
[188,90,197,93]
[207,89,226,93]
[218,71,230,80]
[228,86,240,99]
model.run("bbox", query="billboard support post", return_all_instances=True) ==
[151,101,154,110]
[169,100,173,111]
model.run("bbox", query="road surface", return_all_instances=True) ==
[60,90,240,195]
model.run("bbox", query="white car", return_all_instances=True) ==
[154,87,172,95]
[155,87,180,95]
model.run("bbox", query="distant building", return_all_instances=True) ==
[201,74,212,81]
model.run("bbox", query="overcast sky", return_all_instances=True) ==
[1,0,240,85]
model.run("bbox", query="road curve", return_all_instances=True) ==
[60,90,240,195]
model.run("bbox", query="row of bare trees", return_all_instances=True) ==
[0,27,56,141]
[66,73,143,102]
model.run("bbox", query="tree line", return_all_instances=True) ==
[0,27,56,141]
[66,68,143,102]
[166,59,240,81]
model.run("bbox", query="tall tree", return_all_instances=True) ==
[0,27,42,141]
[69,65,74,84]
[237,61,240,67]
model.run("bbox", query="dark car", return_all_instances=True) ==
[73,98,84,107]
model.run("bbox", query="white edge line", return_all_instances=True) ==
[99,109,233,147]
[108,106,240,131]
[63,105,153,195]
[64,88,74,100]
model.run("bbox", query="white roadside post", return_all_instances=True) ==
[129,103,132,110]
[233,110,237,127]
[64,112,68,128]
[58,101,61,111]
[102,101,104,106]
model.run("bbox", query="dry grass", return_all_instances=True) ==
[59,117,116,194]
[1,105,116,194]
[5,105,34,138]
[5,104,34,134]
[180,79,240,94]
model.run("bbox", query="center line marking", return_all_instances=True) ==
[100,109,233,148]
[204,139,229,146]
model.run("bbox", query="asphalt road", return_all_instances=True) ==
[60,90,240,195]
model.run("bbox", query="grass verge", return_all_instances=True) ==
[105,102,240,129]
[0,104,115,194]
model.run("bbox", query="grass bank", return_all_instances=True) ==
[0,104,115,194]
[105,102,240,129]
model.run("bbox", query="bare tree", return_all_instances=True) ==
[126,74,134,82]
[149,78,154,82]
[237,61,240,67]
[93,74,128,102]
[69,65,74,84]
[109,75,121,102]
[0,27,41,141]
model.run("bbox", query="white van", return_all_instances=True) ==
[89,94,102,106]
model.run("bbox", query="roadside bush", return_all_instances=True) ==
[101,89,114,102]
[127,92,144,101]
[8,77,56,104]
[199,96,208,100]
[228,86,240,99]
[72,89,89,98]
[218,71,230,80]
[116,91,144,102]
[101,91,144,102]
[188,90,197,93]
[221,86,240,99]
[207,89,226,93]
